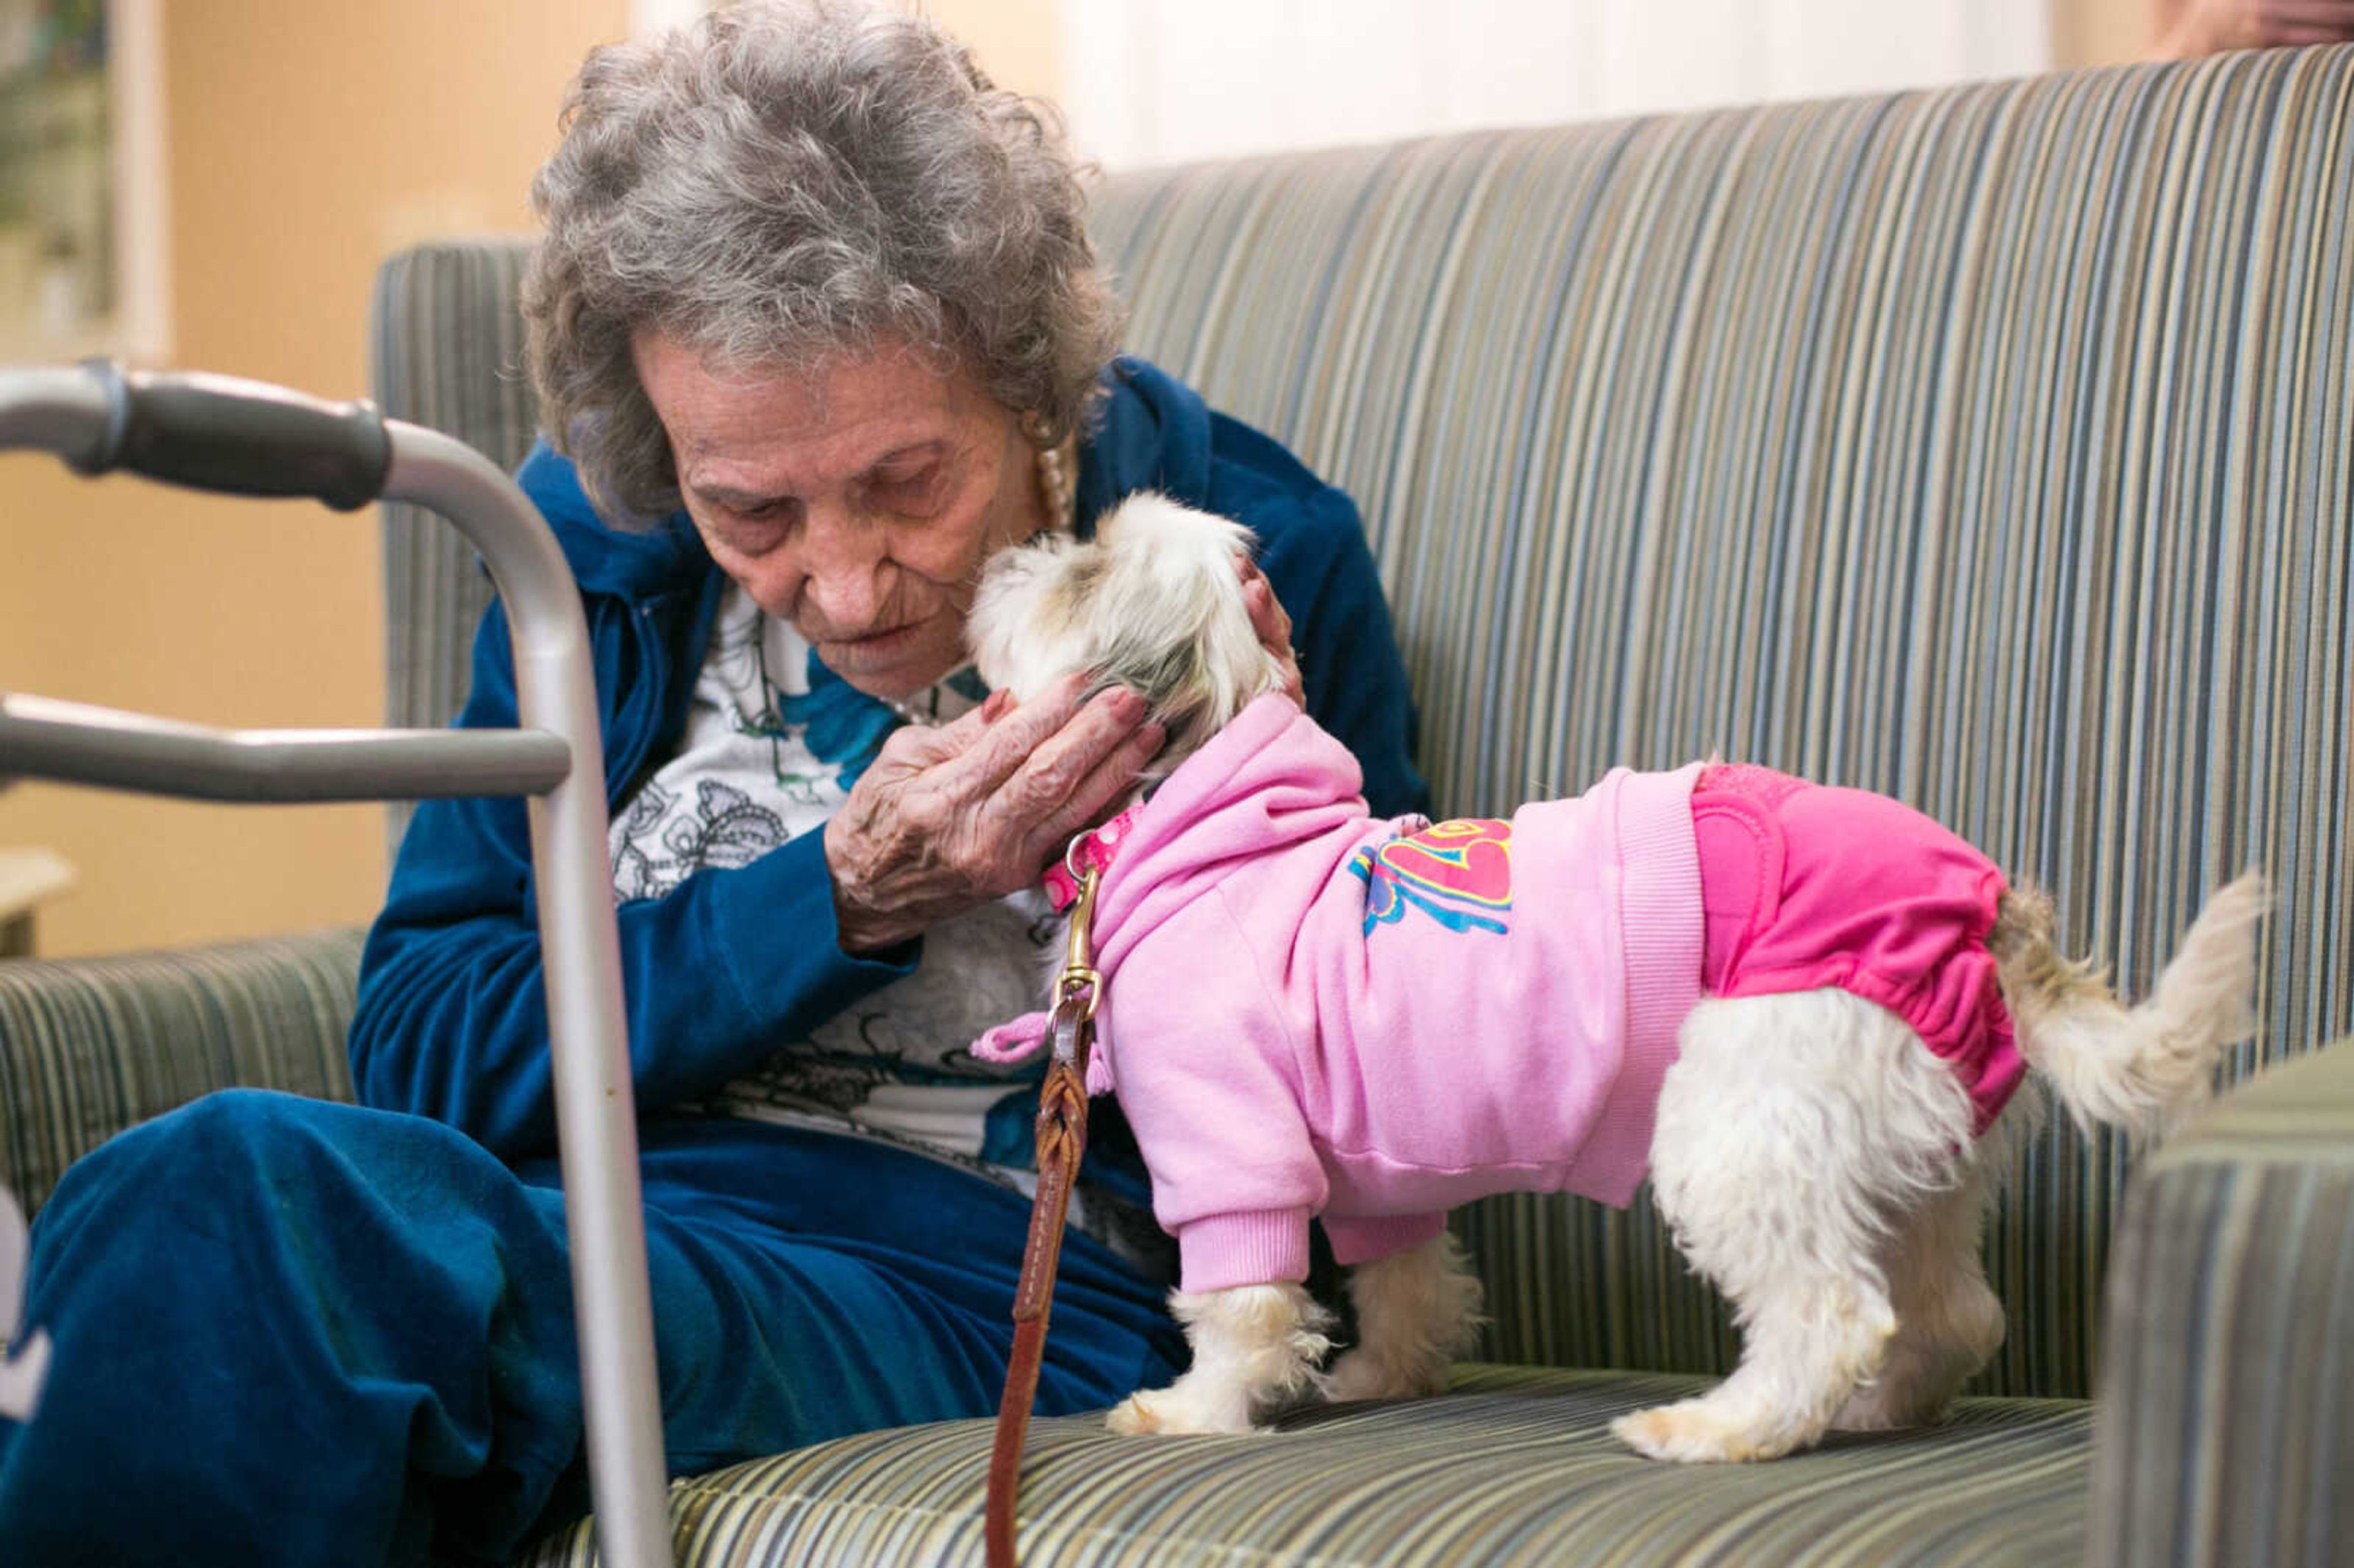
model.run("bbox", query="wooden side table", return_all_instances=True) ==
[0,848,75,958]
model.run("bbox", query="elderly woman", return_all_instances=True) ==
[0,5,1423,1565]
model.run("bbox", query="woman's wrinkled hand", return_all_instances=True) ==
[823,672,1165,953]
[1239,559,1305,707]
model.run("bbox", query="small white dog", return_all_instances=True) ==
[967,492,2266,1464]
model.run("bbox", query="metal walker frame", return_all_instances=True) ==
[0,362,674,1568]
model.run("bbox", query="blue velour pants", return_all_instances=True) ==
[0,1090,1184,1566]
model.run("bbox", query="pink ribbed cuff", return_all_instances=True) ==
[1177,1208,1314,1293]
[1566,764,1707,1207]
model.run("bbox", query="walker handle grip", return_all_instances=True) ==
[70,362,393,512]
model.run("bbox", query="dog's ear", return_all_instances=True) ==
[968,529,1086,699]
[1086,494,1289,769]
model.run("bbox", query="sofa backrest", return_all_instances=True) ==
[371,242,538,847]
[372,47,2353,1399]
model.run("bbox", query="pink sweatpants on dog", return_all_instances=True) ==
[1689,763,2024,1132]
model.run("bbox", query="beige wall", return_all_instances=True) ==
[0,2,629,957]
[2054,0,2158,65]
[921,0,1064,101]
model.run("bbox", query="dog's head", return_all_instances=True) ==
[968,493,1290,775]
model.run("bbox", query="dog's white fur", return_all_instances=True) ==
[969,492,2269,1463]
[969,497,1291,774]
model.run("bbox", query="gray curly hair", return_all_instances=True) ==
[523,0,1122,520]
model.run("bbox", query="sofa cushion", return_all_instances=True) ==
[2090,1038,2354,1566]
[517,1365,2089,1567]
[0,927,363,1214]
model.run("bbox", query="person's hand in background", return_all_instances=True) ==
[2152,0,2354,56]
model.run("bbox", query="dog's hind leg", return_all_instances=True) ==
[1324,1231,1487,1402]
[1829,1105,2022,1431]
[1612,990,1979,1463]
[1832,1088,2038,1430]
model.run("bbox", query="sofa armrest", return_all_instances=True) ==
[2089,1035,2354,1568]
[0,927,365,1216]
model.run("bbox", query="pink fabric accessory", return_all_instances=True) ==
[1040,805,1143,913]
[970,1010,1118,1097]
[972,805,1141,1095]
[1689,763,2024,1132]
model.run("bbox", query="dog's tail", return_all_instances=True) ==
[1991,872,2269,1141]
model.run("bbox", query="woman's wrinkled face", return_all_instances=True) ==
[634,331,1043,701]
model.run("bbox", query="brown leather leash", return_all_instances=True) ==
[985,861,1103,1568]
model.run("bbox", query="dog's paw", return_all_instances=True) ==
[1610,1401,1789,1464]
[1106,1386,1258,1437]
[1322,1347,1446,1404]
[1104,1393,1164,1436]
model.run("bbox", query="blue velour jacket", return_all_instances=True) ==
[350,357,1429,1160]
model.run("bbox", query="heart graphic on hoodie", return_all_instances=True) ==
[1375,818,1514,907]
[1350,818,1514,937]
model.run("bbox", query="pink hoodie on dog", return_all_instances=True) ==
[975,695,1710,1293]
[977,695,2026,1293]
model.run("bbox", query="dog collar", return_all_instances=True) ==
[1043,806,1142,912]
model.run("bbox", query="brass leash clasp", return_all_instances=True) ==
[1049,861,1102,1061]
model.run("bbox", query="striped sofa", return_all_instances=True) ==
[4,45,2351,1568]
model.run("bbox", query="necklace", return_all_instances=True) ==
[1034,435,1077,535]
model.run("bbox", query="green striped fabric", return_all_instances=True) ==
[519,1364,2090,1568]
[2090,1038,2354,1568]
[1083,47,2354,1401]
[373,237,537,732]
[0,928,363,1213]
[370,240,539,846]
